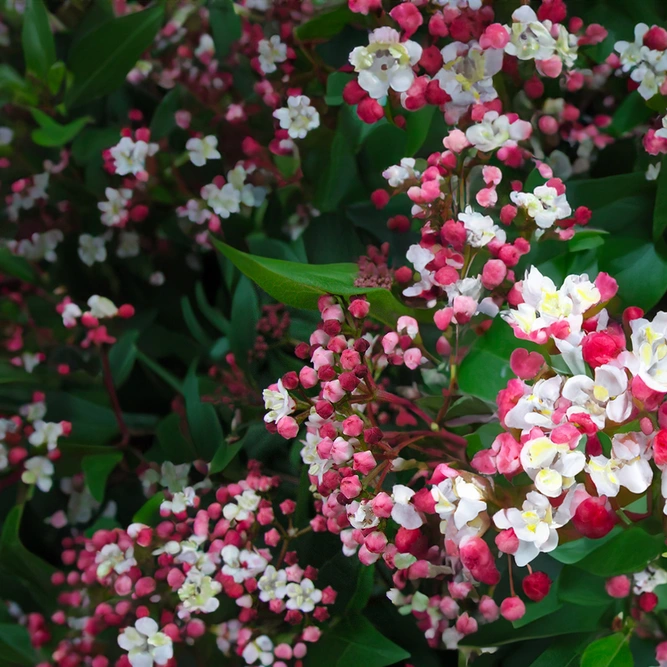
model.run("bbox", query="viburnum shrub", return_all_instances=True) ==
[5,0,667,666]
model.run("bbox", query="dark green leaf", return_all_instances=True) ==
[150,85,182,139]
[156,413,194,463]
[0,623,38,666]
[184,362,223,460]
[133,491,164,525]
[405,106,435,156]
[47,61,66,95]
[529,634,592,667]
[550,527,621,564]
[65,6,164,108]
[209,0,241,60]
[558,566,611,606]
[229,276,260,364]
[30,109,91,147]
[581,633,633,667]
[653,154,667,240]
[181,296,213,348]
[22,0,56,79]
[0,248,38,284]
[109,330,139,387]
[295,6,355,41]
[304,614,410,667]
[82,451,123,502]
[325,72,353,106]
[315,129,358,212]
[574,527,665,577]
[608,92,653,137]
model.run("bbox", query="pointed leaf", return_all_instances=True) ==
[22,0,56,79]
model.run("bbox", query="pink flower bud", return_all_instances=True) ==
[500,596,526,621]
[605,575,631,598]
[404,347,424,370]
[536,56,563,78]
[389,3,423,39]
[595,272,618,302]
[452,296,477,324]
[522,571,551,602]
[509,348,543,380]
[572,495,616,539]
[365,531,388,554]
[459,537,501,585]
[456,612,478,635]
[479,596,499,622]
[331,437,353,465]
[353,450,376,475]
[434,308,453,331]
[480,23,510,49]
[443,129,470,153]
[343,415,364,437]
[495,528,519,554]
[340,475,362,499]
[371,492,393,518]
[277,416,299,439]
[481,259,507,290]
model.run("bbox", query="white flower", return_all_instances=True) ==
[61,302,82,327]
[221,545,268,583]
[285,578,322,612]
[9,229,63,262]
[562,365,632,429]
[0,127,13,145]
[435,41,503,121]
[178,568,222,615]
[346,500,380,530]
[257,565,288,602]
[300,431,333,483]
[510,184,572,229]
[21,456,54,492]
[647,163,662,181]
[402,244,436,298]
[22,353,42,373]
[273,96,320,140]
[87,295,118,319]
[505,6,558,62]
[258,36,287,74]
[620,313,667,392]
[656,116,667,140]
[391,484,423,529]
[117,231,141,258]
[95,543,137,579]
[160,487,196,515]
[215,620,241,655]
[520,434,585,497]
[110,136,158,176]
[28,421,63,450]
[242,635,274,666]
[223,489,261,522]
[493,490,571,566]
[504,376,563,433]
[615,24,649,72]
[201,181,241,219]
[458,206,506,248]
[118,617,173,667]
[349,27,422,99]
[186,135,221,167]
[0,444,8,471]
[98,188,132,227]
[194,34,214,61]
[383,158,419,187]
[263,379,296,423]
[634,566,667,594]
[465,111,531,153]
[586,432,653,497]
[78,234,107,266]
[431,476,486,533]
[19,401,46,422]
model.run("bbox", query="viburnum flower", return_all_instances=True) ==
[382,157,419,186]
[494,490,573,566]
[562,365,632,428]
[242,634,274,666]
[349,27,422,99]
[465,112,532,153]
[257,35,287,74]
[28,421,63,450]
[620,312,667,392]
[285,578,323,612]
[221,545,268,582]
[117,617,173,667]
[504,376,563,432]
[95,543,137,578]
[458,207,506,248]
[186,135,221,167]
[78,234,108,266]
[273,96,320,139]
[98,187,132,226]
[21,456,54,491]
[87,295,119,318]
[257,565,288,602]
[614,24,667,99]
[109,136,157,176]
[263,379,296,423]
[510,184,572,230]
[431,476,487,533]
[201,181,241,218]
[391,484,424,529]
[177,568,222,615]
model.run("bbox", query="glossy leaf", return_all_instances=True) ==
[109,330,139,387]
[0,248,38,284]
[209,0,241,60]
[229,276,260,365]
[22,0,56,79]
[30,109,91,147]
[82,451,123,502]
[184,363,223,460]
[653,154,667,240]
[295,6,355,40]
[65,6,164,108]
[0,623,38,666]
[581,633,633,667]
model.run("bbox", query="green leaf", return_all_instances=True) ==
[315,129,358,212]
[184,362,223,460]
[295,6,355,41]
[82,451,123,502]
[574,527,665,577]
[529,634,592,667]
[209,0,241,60]
[608,91,653,137]
[458,317,542,403]
[209,437,244,474]
[109,330,139,387]
[653,154,667,240]
[136,349,184,394]
[0,247,38,283]
[304,614,410,667]
[150,85,182,139]
[558,566,611,606]
[405,106,435,156]
[347,563,375,612]
[0,506,56,611]
[229,276,260,364]
[550,527,622,564]
[156,412,194,463]
[181,296,213,348]
[325,72,353,106]
[47,61,67,95]
[0,624,38,666]
[581,633,633,667]
[65,6,164,108]
[133,491,164,525]
[194,282,229,334]
[30,109,91,147]
[22,0,56,80]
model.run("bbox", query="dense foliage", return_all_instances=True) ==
[4,0,667,665]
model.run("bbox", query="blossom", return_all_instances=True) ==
[458,207,506,248]
[95,543,137,579]
[349,27,422,99]
[620,313,667,392]
[431,476,487,533]
[98,187,132,226]
[402,244,436,298]
[504,376,563,432]
[465,112,531,153]
[87,295,119,318]
[493,490,571,566]
[383,158,419,187]
[78,234,107,266]
[258,35,287,74]
[510,184,571,229]
[61,302,82,327]
[186,135,221,167]
[110,136,157,176]
[285,578,322,612]
[21,456,54,491]
[257,565,288,602]
[391,484,423,529]
[263,379,296,423]
[242,635,274,666]
[28,421,63,450]
[223,489,261,522]
[160,487,196,514]
[117,617,173,667]
[178,568,222,615]
[562,365,632,429]
[586,432,653,497]
[221,545,268,582]
[273,96,320,139]
[201,181,241,219]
